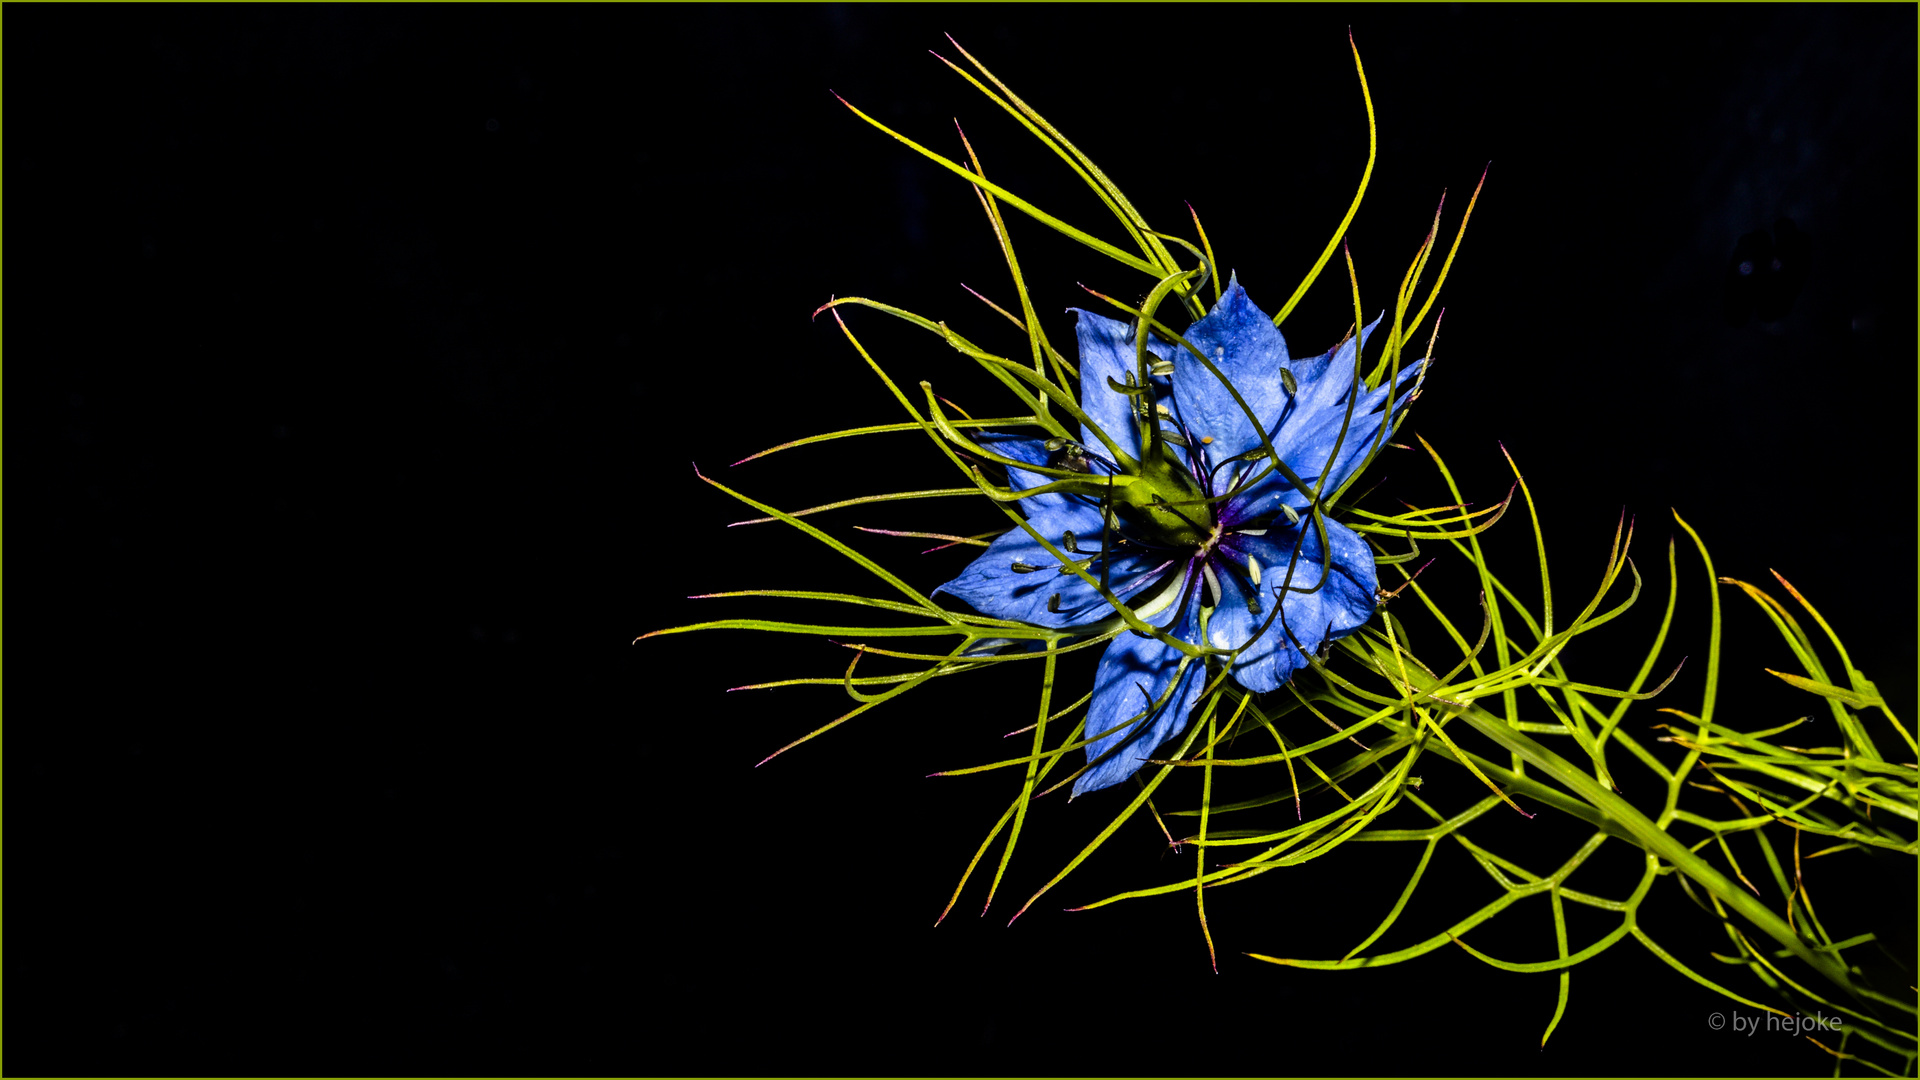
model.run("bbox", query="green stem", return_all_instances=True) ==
[1435,689,1855,994]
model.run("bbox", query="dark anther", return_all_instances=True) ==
[1279,368,1298,395]
[1063,530,1080,553]
[1048,442,1093,474]
[1047,593,1063,614]
[1011,561,1046,574]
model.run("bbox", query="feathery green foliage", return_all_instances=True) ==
[641,35,1916,1072]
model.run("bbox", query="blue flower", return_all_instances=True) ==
[936,277,1422,795]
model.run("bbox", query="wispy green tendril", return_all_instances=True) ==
[643,36,1916,1073]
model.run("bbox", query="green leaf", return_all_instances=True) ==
[1765,668,1883,710]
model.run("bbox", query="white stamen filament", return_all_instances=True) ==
[1112,559,1176,599]
[1127,562,1183,621]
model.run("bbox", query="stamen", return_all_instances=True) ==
[1130,570,1183,620]
[1200,435,1213,445]
[1279,368,1298,395]
[1047,593,1063,614]
[1112,559,1176,603]
[1248,553,1262,585]
[1046,440,1122,477]
[1202,562,1222,607]
[1238,528,1267,536]
[1063,530,1080,553]
[1050,443,1094,474]
[1148,358,1175,376]
[1206,447,1268,500]
[1011,561,1046,573]
[1130,560,1202,636]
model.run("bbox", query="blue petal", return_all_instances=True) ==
[971,431,1070,513]
[1073,588,1207,796]
[1069,309,1177,466]
[1225,354,1425,524]
[937,430,1185,628]
[1166,275,1294,462]
[1270,316,1395,466]
[934,496,1174,632]
[1206,518,1377,692]
[1288,314,1380,418]
[1200,532,1301,691]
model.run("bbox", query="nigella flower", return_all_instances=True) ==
[936,276,1422,795]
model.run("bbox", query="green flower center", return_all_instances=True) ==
[1110,451,1210,550]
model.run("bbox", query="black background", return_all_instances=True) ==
[20,5,1917,1076]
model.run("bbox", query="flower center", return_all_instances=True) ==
[1109,449,1211,550]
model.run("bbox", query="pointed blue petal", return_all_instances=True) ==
[1069,309,1177,466]
[1166,275,1294,462]
[1206,518,1376,692]
[972,431,1071,514]
[1072,587,1206,796]
[1288,314,1381,419]
[1200,532,1302,692]
[935,525,1172,629]
[1273,314,1391,461]
[1224,356,1424,524]
[1279,353,1421,497]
